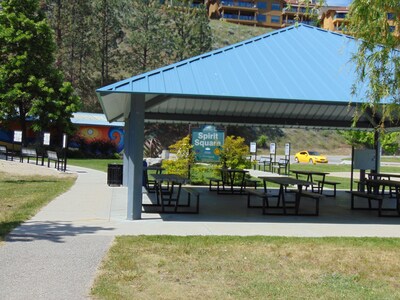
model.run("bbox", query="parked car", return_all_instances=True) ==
[294,150,328,164]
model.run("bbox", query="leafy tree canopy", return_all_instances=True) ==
[348,0,400,128]
[0,0,81,145]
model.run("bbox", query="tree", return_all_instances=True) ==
[162,135,194,178]
[348,1,400,127]
[0,0,81,145]
[257,134,268,149]
[93,0,125,87]
[167,1,212,62]
[219,135,249,169]
[124,0,168,75]
[339,130,400,155]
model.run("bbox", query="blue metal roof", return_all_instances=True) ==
[96,24,397,129]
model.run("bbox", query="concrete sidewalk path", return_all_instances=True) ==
[1,164,400,299]
[0,166,115,300]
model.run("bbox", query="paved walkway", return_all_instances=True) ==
[1,165,400,299]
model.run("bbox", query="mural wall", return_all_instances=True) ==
[75,125,124,153]
[0,122,125,153]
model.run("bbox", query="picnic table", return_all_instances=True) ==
[258,176,318,215]
[217,168,249,195]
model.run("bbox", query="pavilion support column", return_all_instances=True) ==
[374,129,381,173]
[123,122,129,186]
[126,94,145,220]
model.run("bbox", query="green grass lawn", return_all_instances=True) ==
[0,172,76,241]
[68,158,123,172]
[92,236,400,300]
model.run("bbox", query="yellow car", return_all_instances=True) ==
[294,151,328,164]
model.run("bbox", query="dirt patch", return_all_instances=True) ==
[0,160,77,179]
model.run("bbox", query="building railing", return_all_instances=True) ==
[220,1,256,9]
[222,13,255,21]
[284,19,315,26]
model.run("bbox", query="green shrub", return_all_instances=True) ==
[219,135,250,169]
[162,135,194,178]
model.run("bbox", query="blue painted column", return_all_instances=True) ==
[127,94,145,220]
[123,121,129,186]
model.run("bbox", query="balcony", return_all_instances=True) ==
[220,0,257,11]
[283,19,316,26]
[222,13,257,24]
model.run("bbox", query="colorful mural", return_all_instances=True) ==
[0,113,125,153]
[77,125,124,153]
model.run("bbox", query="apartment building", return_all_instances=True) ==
[320,6,349,33]
[206,0,319,28]
[208,0,285,28]
[282,0,319,27]
[205,0,399,38]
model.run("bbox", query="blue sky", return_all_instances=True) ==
[326,0,352,6]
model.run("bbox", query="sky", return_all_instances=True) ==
[326,0,352,6]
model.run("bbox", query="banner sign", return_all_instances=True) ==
[192,125,224,162]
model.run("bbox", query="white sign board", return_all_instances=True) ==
[62,134,67,149]
[43,133,50,146]
[354,149,376,170]
[250,142,257,153]
[270,143,276,155]
[14,131,22,142]
[285,143,290,156]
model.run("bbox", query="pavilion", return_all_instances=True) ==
[96,24,399,220]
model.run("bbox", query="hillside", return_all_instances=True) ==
[209,20,273,49]
[208,20,352,156]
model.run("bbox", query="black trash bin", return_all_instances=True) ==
[107,163,123,186]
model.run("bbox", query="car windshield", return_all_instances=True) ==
[308,151,320,156]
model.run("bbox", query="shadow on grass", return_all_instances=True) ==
[2,179,60,184]
[2,221,114,243]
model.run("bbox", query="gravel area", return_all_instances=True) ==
[0,159,76,178]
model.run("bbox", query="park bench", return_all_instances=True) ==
[46,150,65,170]
[246,189,268,208]
[317,180,340,197]
[294,191,324,216]
[0,145,15,161]
[20,147,43,165]
[271,158,289,175]
[244,177,258,189]
[350,190,387,216]
[257,156,272,172]
[181,186,201,214]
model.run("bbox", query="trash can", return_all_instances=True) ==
[107,163,123,186]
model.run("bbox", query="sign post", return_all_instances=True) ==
[62,133,67,171]
[13,130,22,159]
[285,142,291,172]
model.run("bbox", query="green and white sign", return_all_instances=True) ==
[192,125,224,162]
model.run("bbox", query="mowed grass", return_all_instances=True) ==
[0,172,76,241]
[68,158,123,172]
[92,236,400,300]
